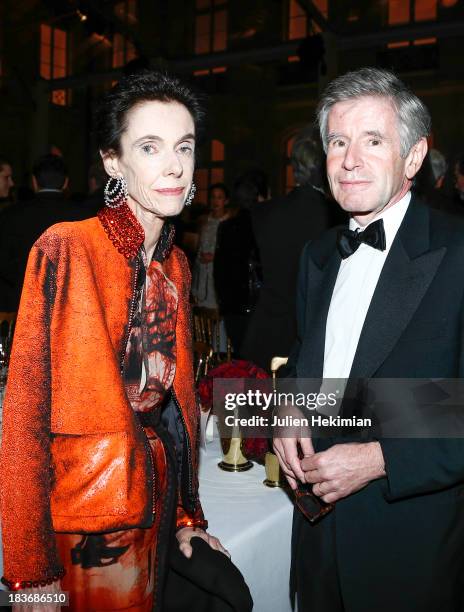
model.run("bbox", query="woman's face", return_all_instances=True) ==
[103,100,195,219]
[210,187,228,216]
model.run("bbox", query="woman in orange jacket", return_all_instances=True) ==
[0,70,228,611]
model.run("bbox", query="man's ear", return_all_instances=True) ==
[100,149,120,178]
[405,137,428,180]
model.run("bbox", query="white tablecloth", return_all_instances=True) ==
[199,434,294,612]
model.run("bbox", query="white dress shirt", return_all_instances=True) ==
[323,192,411,380]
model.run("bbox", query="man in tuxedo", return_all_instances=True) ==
[241,129,343,370]
[273,67,464,611]
[0,154,90,310]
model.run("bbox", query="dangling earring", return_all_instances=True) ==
[184,182,196,206]
[104,175,128,209]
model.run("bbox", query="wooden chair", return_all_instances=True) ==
[193,340,214,384]
[192,306,232,363]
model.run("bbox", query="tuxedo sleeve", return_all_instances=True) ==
[379,298,464,501]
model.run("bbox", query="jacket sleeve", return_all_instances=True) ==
[0,244,65,588]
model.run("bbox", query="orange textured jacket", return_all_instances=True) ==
[0,215,206,588]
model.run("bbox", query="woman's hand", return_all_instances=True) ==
[12,581,62,612]
[176,527,230,559]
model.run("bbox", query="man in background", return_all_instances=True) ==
[0,156,14,212]
[0,154,89,310]
[242,130,342,370]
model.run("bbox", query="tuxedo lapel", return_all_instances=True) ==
[349,200,446,380]
[298,242,341,378]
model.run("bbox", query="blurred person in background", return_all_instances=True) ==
[242,129,342,370]
[0,154,89,311]
[192,182,230,309]
[214,169,269,357]
[0,156,14,212]
[454,153,464,203]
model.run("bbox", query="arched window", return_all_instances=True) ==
[40,24,70,106]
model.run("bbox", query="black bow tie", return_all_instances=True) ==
[337,218,386,259]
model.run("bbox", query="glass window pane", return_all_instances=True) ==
[215,9,227,31]
[196,14,211,36]
[40,62,51,79]
[212,139,224,161]
[195,168,209,191]
[211,168,224,184]
[41,24,51,45]
[54,29,66,50]
[388,0,410,24]
[40,43,51,66]
[213,29,226,51]
[415,0,437,21]
[290,0,305,18]
[54,47,66,69]
[313,0,328,18]
[289,15,307,40]
[195,35,210,54]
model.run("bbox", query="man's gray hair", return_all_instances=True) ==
[290,127,321,186]
[317,67,431,158]
[429,148,447,182]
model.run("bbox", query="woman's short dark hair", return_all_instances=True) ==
[95,70,205,155]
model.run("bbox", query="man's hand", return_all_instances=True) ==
[176,527,230,559]
[301,442,386,503]
[273,436,314,490]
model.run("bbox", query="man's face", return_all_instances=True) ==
[454,163,464,195]
[326,96,425,224]
[0,164,14,199]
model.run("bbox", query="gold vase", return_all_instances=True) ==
[218,436,253,472]
[263,451,286,487]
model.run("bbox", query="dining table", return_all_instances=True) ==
[198,426,294,612]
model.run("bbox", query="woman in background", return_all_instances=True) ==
[192,182,229,309]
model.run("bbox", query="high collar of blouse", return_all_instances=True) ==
[98,202,175,262]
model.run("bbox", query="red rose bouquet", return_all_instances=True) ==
[198,359,271,462]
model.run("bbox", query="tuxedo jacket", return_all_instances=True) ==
[241,185,341,370]
[287,196,464,610]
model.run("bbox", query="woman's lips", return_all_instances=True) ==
[154,187,185,196]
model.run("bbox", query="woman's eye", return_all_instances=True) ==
[141,144,157,154]
[178,145,194,156]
